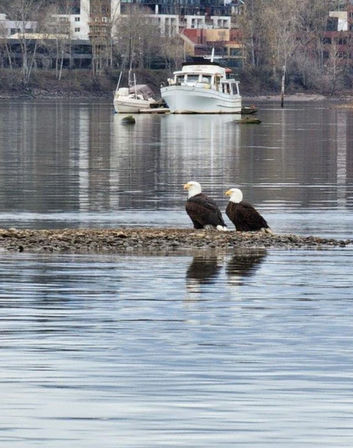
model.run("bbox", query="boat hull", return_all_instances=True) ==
[161,85,242,114]
[113,96,156,113]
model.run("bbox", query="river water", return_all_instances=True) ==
[0,99,353,447]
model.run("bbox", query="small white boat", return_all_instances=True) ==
[161,53,241,114]
[113,84,157,113]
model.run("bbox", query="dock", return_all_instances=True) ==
[139,107,170,114]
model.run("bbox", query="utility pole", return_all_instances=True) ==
[280,64,286,108]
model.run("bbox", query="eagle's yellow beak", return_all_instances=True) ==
[184,183,190,190]
[225,189,231,196]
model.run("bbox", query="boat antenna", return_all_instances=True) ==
[116,71,123,93]
[134,72,137,99]
[128,68,132,88]
[116,56,127,93]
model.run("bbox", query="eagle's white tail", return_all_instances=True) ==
[216,225,228,232]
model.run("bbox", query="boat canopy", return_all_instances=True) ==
[180,64,227,76]
[127,84,155,99]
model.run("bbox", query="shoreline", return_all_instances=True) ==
[0,228,350,255]
[1,92,353,106]
[244,93,328,102]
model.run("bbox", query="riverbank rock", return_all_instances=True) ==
[121,115,136,124]
[236,116,261,124]
[0,228,350,255]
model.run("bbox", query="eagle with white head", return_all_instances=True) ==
[184,181,227,231]
[225,187,271,232]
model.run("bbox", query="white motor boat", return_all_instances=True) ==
[113,83,157,113]
[161,57,241,114]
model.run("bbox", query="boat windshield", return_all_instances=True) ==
[186,75,199,84]
[175,75,184,85]
[200,75,211,84]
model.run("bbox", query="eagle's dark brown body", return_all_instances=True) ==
[186,193,226,229]
[226,201,269,231]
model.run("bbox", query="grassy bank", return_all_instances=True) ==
[0,68,168,98]
[1,67,346,101]
[0,67,295,99]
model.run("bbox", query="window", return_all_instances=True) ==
[231,84,238,95]
[75,17,80,22]
[75,27,80,32]
[326,17,338,32]
[200,75,211,84]
[230,48,241,56]
[186,75,199,83]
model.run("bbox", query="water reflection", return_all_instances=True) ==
[1,251,353,446]
[185,249,267,297]
[226,249,267,286]
[186,254,223,295]
[1,101,353,231]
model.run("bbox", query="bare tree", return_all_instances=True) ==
[263,1,300,76]
[41,1,73,80]
[112,6,162,70]
[238,0,333,97]
[160,35,184,73]
[237,0,268,68]
[296,0,330,70]
[82,0,113,76]
[5,0,45,85]
[265,1,301,104]
[323,37,348,95]
[0,21,13,69]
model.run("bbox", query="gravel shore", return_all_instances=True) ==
[0,228,350,255]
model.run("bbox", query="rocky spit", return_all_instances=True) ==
[0,228,351,255]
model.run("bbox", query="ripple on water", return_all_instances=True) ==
[0,249,353,447]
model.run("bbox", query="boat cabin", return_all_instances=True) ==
[167,63,240,96]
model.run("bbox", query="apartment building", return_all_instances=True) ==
[0,13,37,37]
[49,0,241,39]
[0,0,243,69]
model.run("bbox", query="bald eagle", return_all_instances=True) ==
[184,181,227,231]
[225,188,271,232]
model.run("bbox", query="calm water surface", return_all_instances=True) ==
[0,99,353,446]
[0,99,352,237]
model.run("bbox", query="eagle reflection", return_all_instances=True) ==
[186,254,223,296]
[226,249,267,286]
[185,250,267,297]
